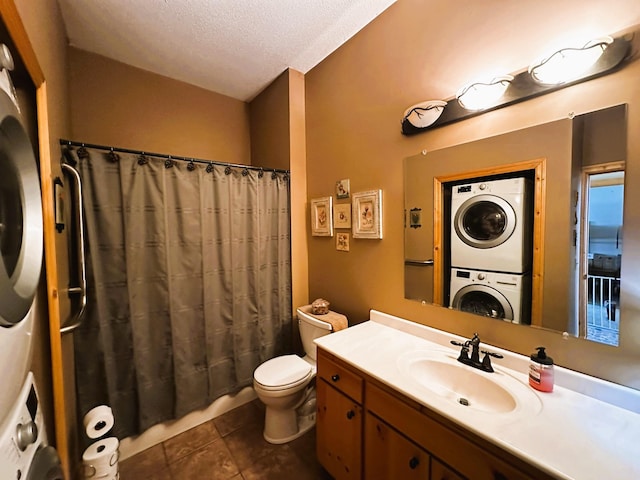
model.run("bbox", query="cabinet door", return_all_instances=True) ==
[317,379,362,480]
[365,412,430,480]
[431,458,465,480]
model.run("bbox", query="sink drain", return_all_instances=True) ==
[458,397,470,406]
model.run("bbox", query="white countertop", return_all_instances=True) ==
[314,310,640,480]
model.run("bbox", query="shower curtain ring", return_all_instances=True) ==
[165,156,174,168]
[258,168,264,178]
[187,160,196,171]
[242,168,249,176]
[224,166,232,175]
[77,144,89,159]
[206,162,214,173]
[271,171,278,179]
[138,154,149,165]
[107,148,120,163]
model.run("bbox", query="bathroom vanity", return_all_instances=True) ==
[315,311,640,480]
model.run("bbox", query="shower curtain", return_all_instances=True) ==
[68,146,292,439]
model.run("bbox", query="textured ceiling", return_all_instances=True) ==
[57,0,397,101]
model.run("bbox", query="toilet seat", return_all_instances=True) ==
[254,355,313,391]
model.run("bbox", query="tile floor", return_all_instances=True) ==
[119,400,333,480]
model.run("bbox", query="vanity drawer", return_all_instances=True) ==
[317,349,363,404]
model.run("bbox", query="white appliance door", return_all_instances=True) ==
[451,285,514,320]
[0,89,42,326]
[453,194,516,249]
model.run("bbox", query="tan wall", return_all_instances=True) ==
[250,69,309,350]
[287,69,309,314]
[305,0,640,389]
[250,69,290,170]
[68,47,251,164]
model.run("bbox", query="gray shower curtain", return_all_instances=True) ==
[69,147,291,439]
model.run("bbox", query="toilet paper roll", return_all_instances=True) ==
[84,405,114,439]
[83,437,120,478]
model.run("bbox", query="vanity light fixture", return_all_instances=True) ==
[401,31,631,135]
[456,76,514,111]
[529,36,614,85]
[402,100,447,130]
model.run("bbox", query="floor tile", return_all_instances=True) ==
[163,419,221,463]
[288,428,320,470]
[119,444,168,479]
[240,446,320,480]
[214,401,263,437]
[223,421,288,470]
[169,437,239,480]
[120,400,332,480]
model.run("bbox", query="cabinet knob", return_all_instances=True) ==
[408,456,419,470]
[346,410,355,420]
[331,374,340,382]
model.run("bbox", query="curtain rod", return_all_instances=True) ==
[59,139,290,174]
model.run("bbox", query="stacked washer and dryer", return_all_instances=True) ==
[449,177,532,324]
[0,44,63,479]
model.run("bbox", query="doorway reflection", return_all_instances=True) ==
[581,169,623,346]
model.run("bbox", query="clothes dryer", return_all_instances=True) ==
[449,268,530,324]
[0,372,64,480]
[0,45,43,423]
[451,177,531,273]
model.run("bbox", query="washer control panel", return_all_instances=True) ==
[0,373,45,479]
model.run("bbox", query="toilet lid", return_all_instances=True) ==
[254,355,312,389]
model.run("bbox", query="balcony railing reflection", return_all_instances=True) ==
[586,274,620,346]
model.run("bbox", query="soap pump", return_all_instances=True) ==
[529,346,554,392]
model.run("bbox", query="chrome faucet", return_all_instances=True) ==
[450,333,503,373]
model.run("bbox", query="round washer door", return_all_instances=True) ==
[26,446,64,480]
[0,88,42,326]
[453,194,516,249]
[451,285,513,320]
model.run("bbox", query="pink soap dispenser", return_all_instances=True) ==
[529,346,554,392]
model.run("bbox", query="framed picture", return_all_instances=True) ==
[336,179,350,199]
[409,207,422,229]
[333,203,351,228]
[352,190,383,239]
[336,232,350,251]
[311,196,333,236]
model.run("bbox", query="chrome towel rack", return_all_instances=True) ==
[404,259,434,267]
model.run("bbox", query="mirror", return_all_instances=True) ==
[404,104,627,346]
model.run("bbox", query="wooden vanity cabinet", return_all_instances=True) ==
[316,350,364,480]
[431,458,465,480]
[317,348,554,480]
[365,412,430,479]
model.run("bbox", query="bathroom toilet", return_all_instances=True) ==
[253,306,346,444]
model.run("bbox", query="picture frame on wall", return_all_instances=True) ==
[336,232,350,251]
[333,203,351,229]
[352,190,383,239]
[311,196,333,236]
[336,179,350,199]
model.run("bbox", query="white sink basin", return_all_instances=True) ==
[398,350,542,416]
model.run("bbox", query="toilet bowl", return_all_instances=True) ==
[253,306,345,444]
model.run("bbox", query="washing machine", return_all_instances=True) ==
[451,177,531,273]
[0,372,63,479]
[0,44,43,425]
[449,268,530,324]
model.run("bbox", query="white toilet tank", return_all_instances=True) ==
[297,307,333,361]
